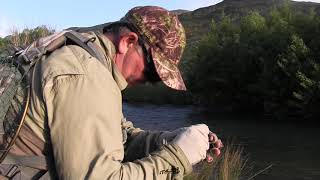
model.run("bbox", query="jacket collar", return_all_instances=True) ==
[92,31,128,91]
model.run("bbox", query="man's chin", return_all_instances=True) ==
[127,80,144,88]
[126,77,147,87]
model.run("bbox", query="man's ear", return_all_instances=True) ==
[118,32,139,54]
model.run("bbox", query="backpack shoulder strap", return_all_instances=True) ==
[19,30,106,67]
[63,31,106,63]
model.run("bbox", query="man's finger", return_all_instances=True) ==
[214,139,224,149]
[211,148,221,156]
[208,132,218,143]
[206,154,213,163]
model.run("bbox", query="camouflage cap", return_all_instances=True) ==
[121,6,187,90]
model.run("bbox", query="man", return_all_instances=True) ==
[0,6,223,179]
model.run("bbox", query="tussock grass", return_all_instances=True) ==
[185,142,249,180]
[218,145,247,180]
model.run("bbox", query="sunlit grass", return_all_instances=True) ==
[185,142,249,180]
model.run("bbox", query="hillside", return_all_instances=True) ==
[2,0,320,105]
[179,0,320,45]
[70,0,320,104]
[72,0,320,46]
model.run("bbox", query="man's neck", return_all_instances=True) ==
[103,33,125,77]
[104,33,118,50]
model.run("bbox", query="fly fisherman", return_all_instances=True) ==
[0,6,223,179]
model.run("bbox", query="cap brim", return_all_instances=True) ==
[151,48,186,91]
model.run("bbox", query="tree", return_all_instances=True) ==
[0,26,55,56]
[187,5,320,121]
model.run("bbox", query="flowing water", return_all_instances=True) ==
[123,103,320,180]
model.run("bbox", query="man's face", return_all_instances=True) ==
[121,44,148,86]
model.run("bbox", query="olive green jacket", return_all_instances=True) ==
[16,31,192,179]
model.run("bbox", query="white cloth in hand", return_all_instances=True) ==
[172,124,210,165]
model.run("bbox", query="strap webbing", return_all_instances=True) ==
[64,31,106,63]
[38,171,51,180]
[2,154,47,170]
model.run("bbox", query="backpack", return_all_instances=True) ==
[0,30,106,165]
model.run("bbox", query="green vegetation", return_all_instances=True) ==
[0,25,54,56]
[179,0,320,49]
[124,2,320,121]
[1,1,319,121]
[123,83,193,105]
[0,37,10,57]
[187,4,320,121]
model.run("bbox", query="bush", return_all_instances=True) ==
[187,5,320,121]
[0,25,55,56]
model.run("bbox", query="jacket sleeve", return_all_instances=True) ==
[121,118,171,162]
[42,56,192,180]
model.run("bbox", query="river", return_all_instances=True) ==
[123,103,320,180]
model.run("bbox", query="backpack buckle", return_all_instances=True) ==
[6,165,19,178]
[84,36,96,44]
[21,48,43,64]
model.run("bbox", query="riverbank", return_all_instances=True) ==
[122,83,193,105]
[124,85,320,123]
[123,102,320,180]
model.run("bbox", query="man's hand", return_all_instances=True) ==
[206,132,223,162]
[170,124,223,165]
[159,124,223,165]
